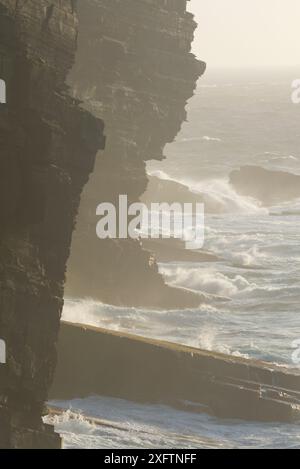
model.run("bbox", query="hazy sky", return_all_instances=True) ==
[189,0,300,68]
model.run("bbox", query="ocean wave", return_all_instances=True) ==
[45,409,95,436]
[62,298,251,361]
[147,169,172,181]
[62,298,153,335]
[263,152,299,162]
[230,248,264,268]
[202,135,222,142]
[146,171,267,215]
[192,325,250,359]
[208,242,267,268]
[177,136,222,143]
[62,298,219,344]
[45,399,229,449]
[160,265,254,297]
[46,396,300,449]
[272,155,299,162]
[270,198,300,216]
[194,179,267,214]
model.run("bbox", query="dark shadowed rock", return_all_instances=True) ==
[0,0,104,448]
[65,0,206,310]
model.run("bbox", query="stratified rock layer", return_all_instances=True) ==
[52,322,300,423]
[66,0,206,308]
[0,0,104,448]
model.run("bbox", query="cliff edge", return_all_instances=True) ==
[65,0,206,309]
[0,0,104,448]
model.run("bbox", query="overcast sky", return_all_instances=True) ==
[188,0,300,68]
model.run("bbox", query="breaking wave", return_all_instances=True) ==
[177,136,222,143]
[160,265,254,297]
[45,397,300,449]
[147,171,267,215]
[195,178,266,214]
[199,330,249,359]
[202,135,222,142]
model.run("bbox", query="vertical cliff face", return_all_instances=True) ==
[66,0,206,308]
[0,0,104,448]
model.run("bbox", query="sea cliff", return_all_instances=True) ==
[0,0,205,448]
[66,0,206,308]
[0,0,104,448]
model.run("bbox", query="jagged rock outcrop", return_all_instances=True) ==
[0,1,104,448]
[66,0,206,308]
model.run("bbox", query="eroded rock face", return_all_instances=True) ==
[66,0,206,309]
[0,0,104,448]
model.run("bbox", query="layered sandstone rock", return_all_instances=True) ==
[0,0,104,448]
[51,322,300,423]
[66,0,206,308]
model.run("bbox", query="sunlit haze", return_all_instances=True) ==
[189,0,300,68]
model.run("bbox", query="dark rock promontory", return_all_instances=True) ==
[65,0,206,309]
[0,0,104,448]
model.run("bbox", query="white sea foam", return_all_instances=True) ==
[177,136,222,143]
[192,178,267,214]
[147,169,173,181]
[147,171,267,215]
[160,265,253,297]
[62,298,103,328]
[230,246,263,267]
[209,241,267,268]
[45,396,300,449]
[192,325,249,359]
[271,155,299,162]
[202,136,222,142]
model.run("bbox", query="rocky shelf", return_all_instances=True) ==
[51,322,300,423]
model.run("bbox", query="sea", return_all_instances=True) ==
[46,67,300,449]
